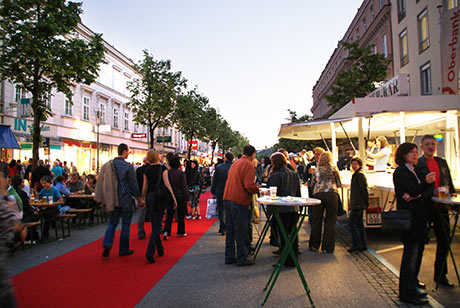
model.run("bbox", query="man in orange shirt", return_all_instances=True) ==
[223,145,260,266]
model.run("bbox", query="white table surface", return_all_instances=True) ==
[256,196,321,207]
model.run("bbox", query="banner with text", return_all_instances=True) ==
[441,7,460,94]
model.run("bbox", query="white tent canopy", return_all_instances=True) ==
[279,95,460,141]
[278,95,460,179]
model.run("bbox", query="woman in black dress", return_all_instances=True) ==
[142,150,177,263]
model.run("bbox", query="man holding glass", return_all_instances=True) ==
[416,135,455,287]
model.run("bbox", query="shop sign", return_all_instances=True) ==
[156,135,171,142]
[366,74,409,98]
[187,140,198,150]
[132,133,147,139]
[14,118,50,132]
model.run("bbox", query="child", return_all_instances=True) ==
[348,157,369,252]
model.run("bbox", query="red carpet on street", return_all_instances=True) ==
[13,191,216,308]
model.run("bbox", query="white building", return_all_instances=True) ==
[0,23,189,174]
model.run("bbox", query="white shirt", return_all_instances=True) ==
[374,147,391,171]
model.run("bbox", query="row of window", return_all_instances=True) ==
[398,7,429,68]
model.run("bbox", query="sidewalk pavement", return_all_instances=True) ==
[9,210,456,308]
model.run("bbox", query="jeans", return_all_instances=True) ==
[224,200,250,264]
[103,206,133,254]
[146,211,164,258]
[348,209,367,249]
[399,235,425,298]
[217,196,225,233]
[137,206,147,237]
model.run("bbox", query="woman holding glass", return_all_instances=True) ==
[393,143,435,305]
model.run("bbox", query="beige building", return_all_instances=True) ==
[312,0,394,118]
[390,0,459,96]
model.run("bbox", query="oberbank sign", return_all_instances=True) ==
[13,118,51,133]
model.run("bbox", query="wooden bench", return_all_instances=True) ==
[67,209,93,229]
[58,214,77,237]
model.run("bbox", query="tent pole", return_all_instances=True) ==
[358,118,365,164]
[339,122,357,153]
[331,123,337,165]
[319,133,330,152]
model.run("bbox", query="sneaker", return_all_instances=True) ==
[177,233,187,237]
[186,215,193,220]
[163,232,168,241]
[196,215,202,220]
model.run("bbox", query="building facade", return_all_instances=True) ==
[0,23,198,174]
[312,0,394,118]
[391,0,459,96]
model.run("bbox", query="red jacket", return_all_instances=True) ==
[223,156,259,206]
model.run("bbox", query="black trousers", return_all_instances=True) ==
[176,199,187,235]
[163,200,175,236]
[431,206,450,281]
[310,192,338,253]
[400,233,425,298]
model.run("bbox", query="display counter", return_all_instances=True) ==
[340,170,395,228]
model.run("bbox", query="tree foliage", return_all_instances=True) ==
[174,89,209,159]
[0,0,105,168]
[325,41,390,115]
[274,110,318,153]
[127,50,187,149]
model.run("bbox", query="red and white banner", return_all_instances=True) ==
[441,7,460,95]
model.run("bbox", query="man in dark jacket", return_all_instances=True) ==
[31,160,51,192]
[211,152,234,235]
[416,135,455,288]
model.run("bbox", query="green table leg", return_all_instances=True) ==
[262,206,314,307]
[253,205,271,261]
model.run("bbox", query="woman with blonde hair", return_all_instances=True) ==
[309,151,342,253]
[142,149,176,263]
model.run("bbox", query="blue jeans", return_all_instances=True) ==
[217,196,225,233]
[103,206,133,254]
[146,211,164,258]
[224,200,250,264]
[348,209,367,249]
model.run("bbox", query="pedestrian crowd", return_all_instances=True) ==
[0,134,457,307]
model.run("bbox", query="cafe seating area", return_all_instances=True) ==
[24,194,107,247]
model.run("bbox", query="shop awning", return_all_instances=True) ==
[0,125,20,149]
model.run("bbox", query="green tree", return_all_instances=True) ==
[174,89,208,159]
[274,110,317,153]
[0,0,105,168]
[325,41,390,115]
[201,106,223,163]
[127,50,187,149]
[217,121,238,155]
[231,133,250,156]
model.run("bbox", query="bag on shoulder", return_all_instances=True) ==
[382,210,410,232]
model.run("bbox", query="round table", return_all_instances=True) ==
[256,196,321,307]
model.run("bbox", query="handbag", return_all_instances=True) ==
[381,210,411,232]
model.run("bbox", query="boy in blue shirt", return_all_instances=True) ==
[37,176,63,240]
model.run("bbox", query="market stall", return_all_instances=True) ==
[279,95,460,227]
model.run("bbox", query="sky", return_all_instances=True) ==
[80,0,364,149]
